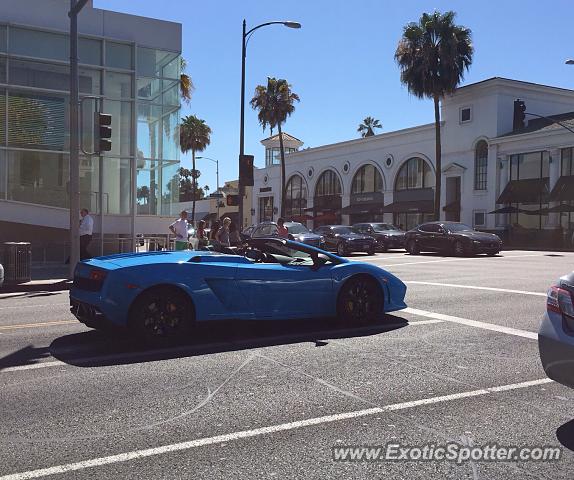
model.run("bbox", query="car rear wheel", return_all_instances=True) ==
[337,242,346,256]
[367,245,376,256]
[453,240,466,257]
[129,286,194,345]
[337,276,384,325]
[407,239,419,255]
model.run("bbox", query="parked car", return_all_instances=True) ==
[313,225,377,256]
[69,237,407,344]
[353,222,406,252]
[248,221,324,248]
[0,261,4,288]
[404,221,502,256]
[539,272,574,389]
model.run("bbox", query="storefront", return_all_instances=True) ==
[313,169,342,226]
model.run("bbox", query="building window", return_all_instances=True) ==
[315,169,342,197]
[265,147,296,167]
[285,175,308,221]
[474,140,488,190]
[395,157,434,191]
[473,211,486,227]
[259,196,274,222]
[351,164,383,194]
[561,147,574,176]
[460,106,472,123]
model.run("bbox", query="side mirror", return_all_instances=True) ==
[310,253,329,271]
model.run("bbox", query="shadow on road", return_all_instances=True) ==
[0,345,53,371]
[556,419,574,452]
[49,315,408,368]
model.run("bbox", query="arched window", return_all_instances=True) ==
[351,164,384,194]
[315,169,342,197]
[395,157,434,191]
[474,140,488,190]
[285,175,308,220]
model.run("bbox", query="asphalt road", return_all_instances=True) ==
[1,250,574,479]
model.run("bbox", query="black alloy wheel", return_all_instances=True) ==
[337,242,346,256]
[130,287,193,344]
[379,241,388,253]
[453,240,466,257]
[337,276,384,325]
[367,245,376,256]
[407,239,419,255]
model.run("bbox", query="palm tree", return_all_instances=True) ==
[179,115,211,222]
[180,58,194,104]
[250,77,300,217]
[358,116,382,137]
[204,185,210,196]
[395,11,473,220]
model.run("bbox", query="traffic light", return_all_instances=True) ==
[239,154,254,186]
[94,112,112,153]
[513,99,526,131]
[226,194,240,206]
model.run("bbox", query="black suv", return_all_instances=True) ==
[353,222,405,252]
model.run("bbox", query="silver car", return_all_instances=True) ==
[539,272,574,389]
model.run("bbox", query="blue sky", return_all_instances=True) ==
[96,0,574,192]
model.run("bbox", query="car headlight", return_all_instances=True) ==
[320,236,325,242]
[473,240,481,244]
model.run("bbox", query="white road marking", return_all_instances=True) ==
[373,253,543,267]
[0,378,552,480]
[2,361,65,372]
[406,281,547,297]
[0,303,68,311]
[404,307,538,340]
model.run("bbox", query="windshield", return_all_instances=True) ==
[286,223,310,234]
[333,226,359,235]
[372,223,399,232]
[445,223,474,232]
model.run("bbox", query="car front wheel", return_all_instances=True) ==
[407,239,419,255]
[337,276,384,325]
[453,240,466,257]
[129,286,194,345]
[337,242,346,256]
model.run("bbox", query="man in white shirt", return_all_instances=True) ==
[79,208,94,260]
[169,211,189,251]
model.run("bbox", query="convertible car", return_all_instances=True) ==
[70,238,407,343]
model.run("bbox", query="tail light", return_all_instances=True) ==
[547,285,574,317]
[89,269,107,282]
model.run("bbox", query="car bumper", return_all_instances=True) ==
[471,242,501,254]
[377,237,405,249]
[539,311,574,389]
[345,241,376,252]
[70,297,117,330]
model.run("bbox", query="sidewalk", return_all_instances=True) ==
[0,263,72,293]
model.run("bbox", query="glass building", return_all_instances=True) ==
[0,24,180,216]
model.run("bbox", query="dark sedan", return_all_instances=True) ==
[313,225,377,256]
[353,222,406,252]
[248,221,324,248]
[404,222,502,256]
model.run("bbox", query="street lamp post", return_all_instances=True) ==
[238,19,301,228]
[196,156,220,220]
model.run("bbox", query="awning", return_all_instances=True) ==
[381,200,434,213]
[496,178,549,204]
[340,203,384,215]
[549,175,574,201]
[488,206,522,214]
[548,203,574,213]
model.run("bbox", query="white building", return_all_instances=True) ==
[252,77,574,248]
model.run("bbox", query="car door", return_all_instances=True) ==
[235,257,334,319]
[423,224,444,251]
[323,227,337,250]
[416,224,433,250]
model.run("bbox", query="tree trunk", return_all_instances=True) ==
[277,122,286,218]
[191,149,196,225]
[433,94,442,221]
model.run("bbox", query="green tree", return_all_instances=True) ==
[179,115,211,222]
[358,116,382,137]
[250,77,300,217]
[180,58,194,104]
[395,11,473,220]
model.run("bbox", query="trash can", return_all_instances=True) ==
[3,242,32,284]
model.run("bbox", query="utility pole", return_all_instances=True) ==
[68,0,89,278]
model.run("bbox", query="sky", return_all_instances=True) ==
[96,0,574,193]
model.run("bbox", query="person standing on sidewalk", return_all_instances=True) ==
[79,208,93,260]
[169,211,190,251]
[277,217,289,238]
[216,217,231,247]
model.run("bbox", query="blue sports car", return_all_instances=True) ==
[70,238,407,343]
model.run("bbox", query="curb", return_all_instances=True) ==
[0,280,72,294]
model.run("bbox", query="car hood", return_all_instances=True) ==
[291,232,322,240]
[452,231,500,242]
[337,233,373,241]
[373,231,405,237]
